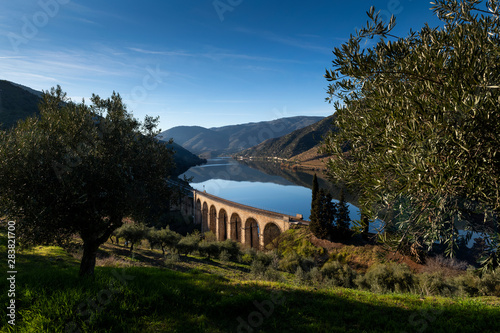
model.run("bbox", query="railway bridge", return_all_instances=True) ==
[193,190,307,250]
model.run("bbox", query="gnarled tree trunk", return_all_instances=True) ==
[79,215,123,276]
[79,241,100,276]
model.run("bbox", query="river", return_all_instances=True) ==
[181,157,361,223]
[182,158,487,246]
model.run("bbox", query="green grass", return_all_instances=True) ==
[1,230,499,332]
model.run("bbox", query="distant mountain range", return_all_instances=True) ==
[157,116,325,158]
[1,79,336,174]
[235,114,338,165]
[0,80,204,176]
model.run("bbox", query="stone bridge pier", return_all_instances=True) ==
[193,190,305,250]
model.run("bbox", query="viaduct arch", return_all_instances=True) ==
[193,190,305,250]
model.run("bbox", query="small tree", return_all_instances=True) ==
[334,189,351,238]
[312,174,319,203]
[310,189,335,239]
[176,232,201,256]
[148,227,181,256]
[116,223,148,252]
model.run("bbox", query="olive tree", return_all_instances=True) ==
[116,223,148,252]
[0,86,174,276]
[322,0,500,261]
[146,226,181,256]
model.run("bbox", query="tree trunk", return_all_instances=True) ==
[78,215,123,277]
[79,241,100,277]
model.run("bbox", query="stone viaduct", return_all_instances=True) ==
[193,190,307,250]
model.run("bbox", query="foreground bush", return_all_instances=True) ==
[476,268,500,297]
[198,241,220,259]
[176,232,201,255]
[278,252,315,273]
[279,252,301,273]
[356,263,416,294]
[418,272,456,297]
[321,260,356,288]
[219,239,241,261]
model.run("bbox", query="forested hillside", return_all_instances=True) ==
[236,114,337,160]
[0,80,41,129]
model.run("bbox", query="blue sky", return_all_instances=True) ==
[0,0,441,130]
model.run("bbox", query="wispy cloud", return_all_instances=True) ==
[128,47,194,57]
[127,46,301,64]
[200,50,300,63]
[71,17,102,26]
[0,47,143,92]
[235,27,335,54]
[0,56,26,59]
[240,65,283,73]
[64,2,130,23]
[201,99,263,104]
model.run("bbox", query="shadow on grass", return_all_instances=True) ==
[2,248,499,333]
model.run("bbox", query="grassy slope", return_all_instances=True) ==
[1,229,499,332]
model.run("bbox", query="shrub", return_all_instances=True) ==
[198,241,220,259]
[309,266,324,285]
[477,268,500,296]
[164,253,180,268]
[300,256,316,272]
[418,272,456,297]
[250,258,267,278]
[423,255,469,275]
[219,239,241,261]
[321,260,356,288]
[254,251,273,266]
[176,232,201,255]
[451,270,480,297]
[294,266,307,285]
[269,250,280,270]
[263,267,283,282]
[240,248,257,264]
[277,228,325,259]
[219,250,231,262]
[278,252,302,273]
[203,231,217,242]
[357,263,416,294]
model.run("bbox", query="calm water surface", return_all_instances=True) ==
[182,158,486,246]
[182,158,361,222]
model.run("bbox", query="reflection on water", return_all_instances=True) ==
[184,158,491,247]
[182,158,362,224]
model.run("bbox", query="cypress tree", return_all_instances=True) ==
[324,191,336,238]
[312,173,319,202]
[310,173,321,237]
[310,189,330,239]
[335,188,351,238]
